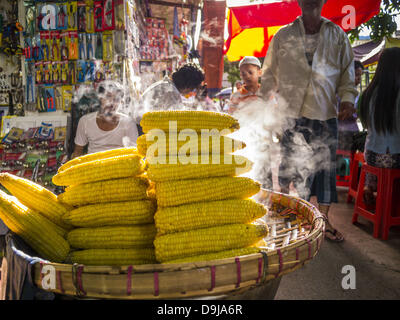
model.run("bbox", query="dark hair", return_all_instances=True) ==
[354,60,363,70]
[172,63,205,92]
[359,47,400,135]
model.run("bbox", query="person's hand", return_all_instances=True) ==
[338,102,356,121]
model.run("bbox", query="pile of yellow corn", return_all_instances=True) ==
[139,111,269,263]
[51,147,158,266]
[0,174,72,262]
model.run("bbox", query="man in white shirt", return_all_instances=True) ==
[259,0,358,242]
[71,80,139,158]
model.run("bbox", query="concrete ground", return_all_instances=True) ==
[274,187,400,300]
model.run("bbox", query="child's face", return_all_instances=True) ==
[239,64,261,87]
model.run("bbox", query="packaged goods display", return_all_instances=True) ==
[0,123,68,191]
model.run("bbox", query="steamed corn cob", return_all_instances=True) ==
[58,177,150,207]
[165,247,262,264]
[0,173,71,229]
[154,223,268,263]
[0,193,68,238]
[146,155,253,182]
[140,111,240,133]
[63,200,156,227]
[52,154,145,186]
[69,248,157,266]
[137,133,245,157]
[0,190,70,262]
[67,224,157,249]
[58,147,138,173]
[155,199,267,235]
[155,176,261,207]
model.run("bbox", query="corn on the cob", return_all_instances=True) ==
[0,173,72,229]
[155,199,267,235]
[69,248,156,266]
[140,111,240,133]
[67,224,157,249]
[155,176,261,207]
[137,133,245,157]
[146,155,253,182]
[0,190,70,262]
[52,154,145,186]
[58,177,150,207]
[58,147,138,173]
[165,247,261,264]
[154,223,268,263]
[63,200,156,227]
[0,193,68,238]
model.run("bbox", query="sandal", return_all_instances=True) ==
[325,228,344,242]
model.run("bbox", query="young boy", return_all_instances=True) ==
[227,56,274,190]
[228,56,262,114]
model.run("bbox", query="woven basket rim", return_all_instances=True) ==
[30,189,325,299]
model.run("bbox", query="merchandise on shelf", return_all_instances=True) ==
[140,17,168,61]
[22,0,145,116]
[0,122,68,191]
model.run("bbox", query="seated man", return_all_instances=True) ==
[71,80,139,159]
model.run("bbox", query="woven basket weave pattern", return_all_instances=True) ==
[33,190,325,299]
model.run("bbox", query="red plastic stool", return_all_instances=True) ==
[336,149,352,187]
[352,164,385,238]
[381,168,400,240]
[347,152,365,203]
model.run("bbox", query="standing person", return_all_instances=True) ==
[228,56,274,190]
[139,63,205,116]
[228,56,262,114]
[71,80,139,159]
[358,47,400,206]
[259,0,358,242]
[338,60,364,151]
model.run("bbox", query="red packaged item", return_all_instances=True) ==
[94,1,104,32]
[103,0,115,30]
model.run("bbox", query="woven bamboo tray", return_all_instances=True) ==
[32,189,325,299]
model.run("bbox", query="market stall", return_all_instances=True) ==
[0,110,326,300]
[0,0,202,190]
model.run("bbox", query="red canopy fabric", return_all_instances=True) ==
[225,0,382,61]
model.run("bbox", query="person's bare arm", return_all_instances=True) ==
[71,145,85,159]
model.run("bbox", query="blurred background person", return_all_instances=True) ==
[358,47,400,206]
[228,56,262,114]
[140,63,205,116]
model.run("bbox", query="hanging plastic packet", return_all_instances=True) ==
[102,32,113,62]
[37,122,54,140]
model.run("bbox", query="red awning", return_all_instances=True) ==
[225,0,382,61]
